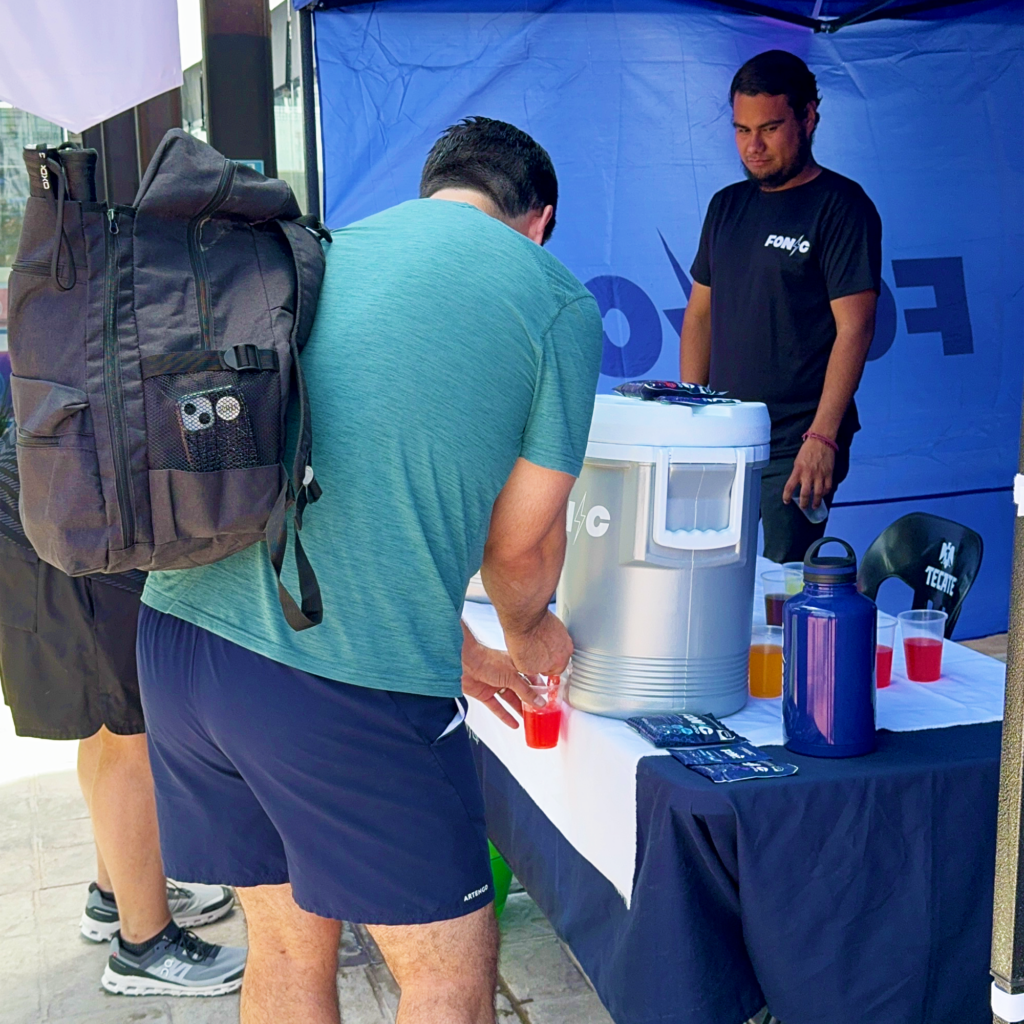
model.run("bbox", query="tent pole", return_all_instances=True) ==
[687,0,818,28]
[820,0,901,30]
[299,7,321,221]
[201,0,277,176]
[992,391,1024,1024]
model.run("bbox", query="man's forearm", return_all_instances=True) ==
[480,526,566,638]
[809,327,873,439]
[680,309,711,385]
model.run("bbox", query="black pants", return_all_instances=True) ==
[759,446,851,564]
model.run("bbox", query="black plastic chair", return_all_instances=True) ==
[856,512,983,637]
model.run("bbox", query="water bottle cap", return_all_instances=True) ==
[803,537,858,584]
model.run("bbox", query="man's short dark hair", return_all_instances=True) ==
[420,117,558,243]
[730,50,821,128]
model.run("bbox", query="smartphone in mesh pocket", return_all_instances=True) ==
[177,387,259,471]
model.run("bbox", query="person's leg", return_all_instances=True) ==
[368,906,498,1024]
[76,729,112,891]
[87,725,171,943]
[235,884,342,1024]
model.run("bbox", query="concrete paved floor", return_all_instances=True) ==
[0,763,624,1024]
[0,680,625,1024]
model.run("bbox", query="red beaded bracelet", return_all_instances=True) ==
[802,431,839,453]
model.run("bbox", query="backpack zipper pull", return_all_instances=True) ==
[107,209,119,235]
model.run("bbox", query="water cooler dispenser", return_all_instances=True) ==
[558,394,771,719]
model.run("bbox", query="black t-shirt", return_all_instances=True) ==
[690,168,882,457]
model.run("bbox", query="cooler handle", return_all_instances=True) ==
[651,448,747,551]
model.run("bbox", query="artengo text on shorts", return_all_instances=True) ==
[764,234,811,254]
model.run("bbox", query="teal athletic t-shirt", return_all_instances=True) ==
[142,199,604,698]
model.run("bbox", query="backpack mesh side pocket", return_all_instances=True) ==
[142,369,280,474]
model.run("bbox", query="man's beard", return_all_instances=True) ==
[744,129,813,189]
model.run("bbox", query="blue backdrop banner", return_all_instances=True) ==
[314,0,1023,637]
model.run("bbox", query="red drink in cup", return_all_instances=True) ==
[876,612,897,688]
[898,609,947,683]
[522,676,562,749]
[904,637,944,682]
[876,645,894,688]
[522,702,562,747]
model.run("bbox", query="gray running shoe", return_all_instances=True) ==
[102,928,246,997]
[81,880,235,942]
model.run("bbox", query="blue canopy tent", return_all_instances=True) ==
[294,1,1024,1017]
[296,0,1022,641]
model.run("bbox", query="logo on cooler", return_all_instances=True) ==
[764,233,811,255]
[566,494,611,541]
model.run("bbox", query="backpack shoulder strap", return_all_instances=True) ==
[264,218,330,631]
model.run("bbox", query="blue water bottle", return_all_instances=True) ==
[783,537,877,757]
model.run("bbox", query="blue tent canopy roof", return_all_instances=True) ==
[292,0,1000,31]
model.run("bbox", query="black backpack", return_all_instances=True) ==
[7,130,330,630]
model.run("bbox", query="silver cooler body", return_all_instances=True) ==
[558,443,768,719]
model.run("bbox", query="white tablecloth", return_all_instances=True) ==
[462,557,1007,905]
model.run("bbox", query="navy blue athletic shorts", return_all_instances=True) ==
[136,606,494,925]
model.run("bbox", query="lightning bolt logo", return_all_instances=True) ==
[572,492,588,544]
[789,234,807,258]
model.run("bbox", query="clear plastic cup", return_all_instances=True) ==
[782,565,806,598]
[762,568,802,626]
[782,562,805,595]
[898,610,948,682]
[876,612,897,688]
[522,677,562,749]
[792,485,829,524]
[749,625,783,698]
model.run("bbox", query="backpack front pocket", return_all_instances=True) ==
[9,376,108,574]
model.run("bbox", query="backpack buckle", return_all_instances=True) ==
[221,344,262,372]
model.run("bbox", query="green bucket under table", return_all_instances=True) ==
[489,841,513,918]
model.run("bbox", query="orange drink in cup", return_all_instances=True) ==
[749,626,783,698]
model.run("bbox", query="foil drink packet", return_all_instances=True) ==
[670,742,767,766]
[626,713,742,748]
[613,380,738,406]
[687,761,800,784]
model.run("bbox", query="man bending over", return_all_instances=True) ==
[136,117,604,1024]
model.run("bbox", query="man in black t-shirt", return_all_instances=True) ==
[680,50,881,563]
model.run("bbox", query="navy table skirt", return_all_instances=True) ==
[474,723,1001,1024]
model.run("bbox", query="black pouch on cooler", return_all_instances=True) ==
[626,713,741,748]
[670,742,767,765]
[613,380,736,406]
[687,761,799,783]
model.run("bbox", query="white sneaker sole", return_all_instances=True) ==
[100,964,243,997]
[81,900,234,943]
[80,913,119,943]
